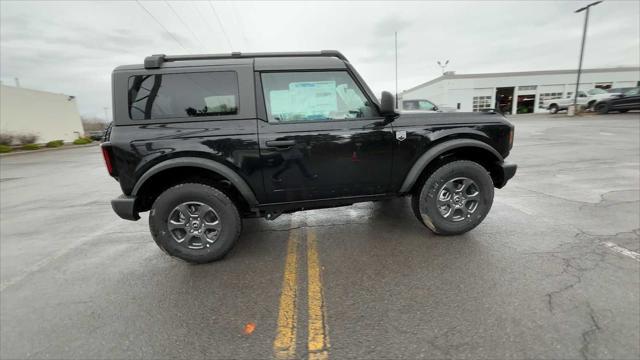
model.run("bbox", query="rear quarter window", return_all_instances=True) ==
[128,71,239,120]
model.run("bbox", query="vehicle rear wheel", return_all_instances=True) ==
[549,105,559,114]
[149,183,241,263]
[411,160,494,235]
[596,102,609,114]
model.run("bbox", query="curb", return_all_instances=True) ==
[0,143,100,157]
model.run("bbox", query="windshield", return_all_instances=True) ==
[587,88,608,95]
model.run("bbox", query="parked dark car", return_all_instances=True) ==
[102,51,517,263]
[87,130,105,141]
[608,87,635,94]
[595,87,640,114]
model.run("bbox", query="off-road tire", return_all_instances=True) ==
[149,183,241,263]
[596,102,609,114]
[411,160,494,235]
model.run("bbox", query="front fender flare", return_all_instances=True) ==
[399,139,503,193]
[132,157,258,206]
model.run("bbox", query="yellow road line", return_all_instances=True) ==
[307,228,330,360]
[273,228,299,360]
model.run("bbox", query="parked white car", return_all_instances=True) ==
[400,99,440,113]
[543,88,620,113]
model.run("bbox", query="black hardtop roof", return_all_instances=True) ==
[142,50,348,69]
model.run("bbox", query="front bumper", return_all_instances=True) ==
[111,195,140,221]
[495,162,517,188]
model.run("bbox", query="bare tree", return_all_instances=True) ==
[81,116,108,132]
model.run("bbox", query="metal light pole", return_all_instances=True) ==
[395,31,398,106]
[573,1,602,111]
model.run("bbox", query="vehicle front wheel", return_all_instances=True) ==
[149,183,241,263]
[411,160,494,235]
[595,102,609,114]
[549,105,559,114]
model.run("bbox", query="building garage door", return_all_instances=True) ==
[538,85,564,110]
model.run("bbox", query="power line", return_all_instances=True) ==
[164,0,205,52]
[192,1,218,51]
[231,2,249,49]
[208,1,233,51]
[135,0,188,52]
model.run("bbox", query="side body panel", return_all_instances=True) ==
[390,112,513,192]
[610,94,640,110]
[256,119,395,203]
[109,63,266,202]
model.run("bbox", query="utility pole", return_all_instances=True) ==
[573,1,602,111]
[395,31,398,106]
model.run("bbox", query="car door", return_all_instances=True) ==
[256,70,395,203]
[577,91,589,105]
[611,88,640,110]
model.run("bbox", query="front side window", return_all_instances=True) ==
[624,87,639,96]
[261,71,377,122]
[587,88,608,95]
[128,71,239,120]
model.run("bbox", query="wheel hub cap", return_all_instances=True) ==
[436,177,480,222]
[167,202,222,250]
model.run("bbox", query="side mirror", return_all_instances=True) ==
[380,91,397,118]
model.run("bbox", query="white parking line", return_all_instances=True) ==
[602,242,640,262]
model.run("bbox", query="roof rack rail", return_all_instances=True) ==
[144,50,348,69]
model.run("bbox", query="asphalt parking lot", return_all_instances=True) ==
[1,113,639,359]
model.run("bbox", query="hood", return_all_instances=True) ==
[393,111,508,127]
[592,92,619,100]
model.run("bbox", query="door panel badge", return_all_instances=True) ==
[395,130,407,141]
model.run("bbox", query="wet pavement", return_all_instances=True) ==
[1,113,638,359]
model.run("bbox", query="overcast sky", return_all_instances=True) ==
[1,0,639,119]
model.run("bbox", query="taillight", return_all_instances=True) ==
[101,144,114,175]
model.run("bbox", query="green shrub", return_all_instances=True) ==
[0,145,13,153]
[0,134,14,146]
[73,137,92,145]
[21,143,41,150]
[46,140,65,148]
[17,133,38,145]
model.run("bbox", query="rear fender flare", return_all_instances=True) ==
[132,157,258,206]
[399,139,503,193]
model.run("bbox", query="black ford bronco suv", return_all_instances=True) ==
[102,50,516,263]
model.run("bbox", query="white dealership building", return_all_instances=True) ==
[399,66,640,114]
[0,84,84,143]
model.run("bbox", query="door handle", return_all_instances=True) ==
[266,140,296,147]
